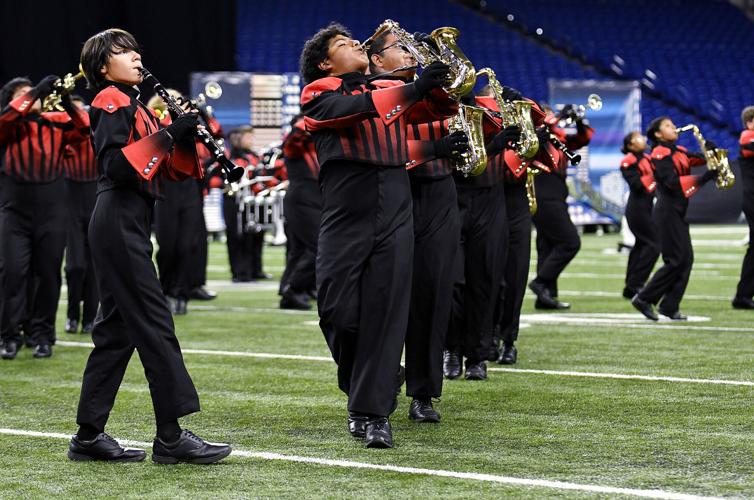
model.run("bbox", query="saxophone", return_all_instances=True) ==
[475,67,539,160]
[364,20,485,175]
[525,163,544,215]
[675,124,735,189]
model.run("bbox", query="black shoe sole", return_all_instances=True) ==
[444,371,461,380]
[67,450,146,462]
[1,354,17,360]
[409,414,440,423]
[464,374,487,381]
[497,358,516,365]
[152,447,232,465]
[365,438,393,449]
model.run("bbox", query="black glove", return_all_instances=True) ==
[414,61,450,97]
[700,169,719,184]
[705,140,717,151]
[413,32,439,52]
[560,103,578,121]
[491,125,522,151]
[460,90,475,106]
[434,131,469,158]
[165,112,199,142]
[536,126,550,146]
[33,75,59,98]
[501,85,523,102]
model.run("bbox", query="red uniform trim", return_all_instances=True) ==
[121,131,173,181]
[740,130,754,158]
[679,175,700,198]
[652,145,672,160]
[91,85,132,113]
[370,82,418,126]
[300,77,343,106]
[640,174,656,193]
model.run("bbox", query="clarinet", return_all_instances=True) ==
[139,68,245,183]
[548,133,582,166]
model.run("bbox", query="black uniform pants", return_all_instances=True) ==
[406,176,459,398]
[532,198,580,297]
[736,200,754,299]
[638,203,692,313]
[0,176,67,346]
[65,180,98,324]
[446,183,506,363]
[76,189,199,431]
[223,194,263,281]
[189,190,209,291]
[624,192,659,292]
[317,162,412,417]
[282,179,320,293]
[155,180,204,300]
[496,182,531,347]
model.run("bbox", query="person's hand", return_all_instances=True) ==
[705,140,717,151]
[700,169,719,184]
[413,32,439,52]
[501,85,523,102]
[560,103,578,120]
[33,75,59,97]
[414,61,450,97]
[536,126,550,146]
[493,125,522,150]
[434,131,469,158]
[165,112,199,142]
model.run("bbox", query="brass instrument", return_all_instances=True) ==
[560,94,602,124]
[447,104,487,176]
[676,124,735,189]
[476,67,539,160]
[362,19,476,99]
[42,67,84,112]
[525,163,544,214]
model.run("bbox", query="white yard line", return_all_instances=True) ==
[55,342,754,386]
[0,428,721,500]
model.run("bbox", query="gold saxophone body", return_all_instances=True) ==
[42,67,84,112]
[676,124,735,189]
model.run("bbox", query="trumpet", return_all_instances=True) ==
[139,67,245,183]
[362,20,476,99]
[676,124,735,189]
[559,94,602,124]
[42,66,84,112]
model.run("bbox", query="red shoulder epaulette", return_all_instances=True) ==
[740,130,754,145]
[300,77,343,106]
[652,145,672,160]
[91,86,132,114]
[620,153,637,169]
[528,99,546,126]
[475,96,499,113]
[371,79,404,89]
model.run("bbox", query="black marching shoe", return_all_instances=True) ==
[33,344,52,358]
[622,287,638,300]
[348,412,369,439]
[631,295,658,321]
[65,318,78,333]
[497,345,518,365]
[1,341,19,360]
[732,297,754,310]
[364,417,393,448]
[443,350,462,379]
[174,299,188,315]
[408,398,440,423]
[279,290,312,310]
[464,360,487,381]
[190,286,217,301]
[530,281,570,309]
[68,433,146,462]
[658,309,687,321]
[152,429,232,465]
[81,322,94,334]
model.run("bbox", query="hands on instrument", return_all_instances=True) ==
[166,112,200,142]
[33,75,59,98]
[501,85,523,102]
[434,130,469,158]
[536,126,550,146]
[414,61,451,97]
[700,169,720,184]
[704,140,718,151]
[492,125,522,151]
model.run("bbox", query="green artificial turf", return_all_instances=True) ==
[1,226,752,498]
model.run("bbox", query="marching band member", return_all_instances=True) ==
[63,95,99,335]
[528,104,593,310]
[0,74,89,359]
[300,22,455,447]
[70,28,230,464]
[631,116,718,321]
[733,106,754,309]
[619,131,660,299]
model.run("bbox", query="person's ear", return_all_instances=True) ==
[318,59,332,72]
[99,64,107,76]
[370,53,382,69]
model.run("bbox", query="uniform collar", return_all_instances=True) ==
[106,80,141,99]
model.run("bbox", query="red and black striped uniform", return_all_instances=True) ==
[0,89,89,348]
[76,80,203,433]
[301,71,456,417]
[636,142,707,314]
[530,116,594,299]
[63,139,99,329]
[620,151,659,296]
[736,129,754,300]
[280,121,321,299]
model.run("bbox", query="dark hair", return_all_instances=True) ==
[70,94,86,104]
[0,77,32,108]
[80,28,141,90]
[299,22,351,85]
[646,116,670,145]
[742,106,754,127]
[366,32,389,74]
[621,131,638,154]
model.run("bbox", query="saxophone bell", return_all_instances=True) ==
[675,124,735,189]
